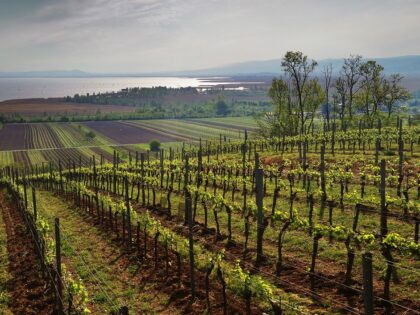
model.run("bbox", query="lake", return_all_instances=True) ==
[0,77,229,101]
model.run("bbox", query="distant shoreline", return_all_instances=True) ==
[0,76,270,102]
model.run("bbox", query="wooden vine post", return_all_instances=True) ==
[379,158,395,313]
[320,143,326,208]
[23,176,28,209]
[242,142,247,213]
[255,154,265,265]
[31,185,37,222]
[141,153,145,206]
[374,137,380,166]
[380,159,387,240]
[362,252,374,315]
[55,218,63,314]
[160,149,164,189]
[397,119,404,197]
[185,156,195,299]
[331,122,336,156]
[125,176,132,251]
[113,151,117,195]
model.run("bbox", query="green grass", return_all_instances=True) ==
[49,123,104,148]
[0,152,14,169]
[134,119,245,141]
[197,116,259,129]
[27,150,47,166]
[35,190,178,315]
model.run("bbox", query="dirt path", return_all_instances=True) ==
[0,190,55,315]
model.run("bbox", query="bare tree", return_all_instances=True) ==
[322,64,333,130]
[339,55,363,121]
[334,77,347,127]
[281,51,318,135]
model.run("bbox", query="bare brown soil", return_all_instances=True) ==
[0,191,55,314]
[84,121,180,144]
[0,124,31,150]
[41,148,88,167]
[141,204,420,315]
[0,98,135,116]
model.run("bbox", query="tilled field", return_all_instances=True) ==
[0,124,31,150]
[84,121,181,144]
[0,99,136,116]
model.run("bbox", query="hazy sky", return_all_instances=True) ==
[0,0,419,72]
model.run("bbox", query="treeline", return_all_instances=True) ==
[63,85,268,107]
[258,51,413,137]
[0,99,272,123]
[64,86,199,106]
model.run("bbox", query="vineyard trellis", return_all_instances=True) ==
[0,120,419,314]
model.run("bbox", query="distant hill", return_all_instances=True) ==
[1,55,420,78]
[0,70,90,78]
[186,55,420,77]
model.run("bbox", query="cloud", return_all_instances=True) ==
[0,0,419,72]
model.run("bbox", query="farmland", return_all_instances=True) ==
[0,118,258,169]
[0,117,419,314]
[0,98,136,117]
[2,0,420,313]
[83,121,182,144]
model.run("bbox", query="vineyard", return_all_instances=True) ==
[0,118,255,169]
[0,116,418,314]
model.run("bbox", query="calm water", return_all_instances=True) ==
[0,77,228,101]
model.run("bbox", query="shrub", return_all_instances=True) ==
[85,131,96,139]
[149,140,161,152]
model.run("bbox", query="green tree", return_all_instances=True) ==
[257,63,324,138]
[215,99,229,116]
[257,78,298,137]
[149,139,161,152]
[358,60,385,125]
[382,74,410,118]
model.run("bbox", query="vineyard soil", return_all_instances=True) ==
[0,191,55,314]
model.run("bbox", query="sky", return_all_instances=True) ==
[0,0,419,73]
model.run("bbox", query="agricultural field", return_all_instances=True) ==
[0,118,256,169]
[0,120,419,314]
[83,121,182,144]
[0,98,136,117]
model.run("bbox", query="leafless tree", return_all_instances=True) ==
[322,64,333,130]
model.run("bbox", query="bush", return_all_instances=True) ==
[149,140,161,152]
[85,131,96,139]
